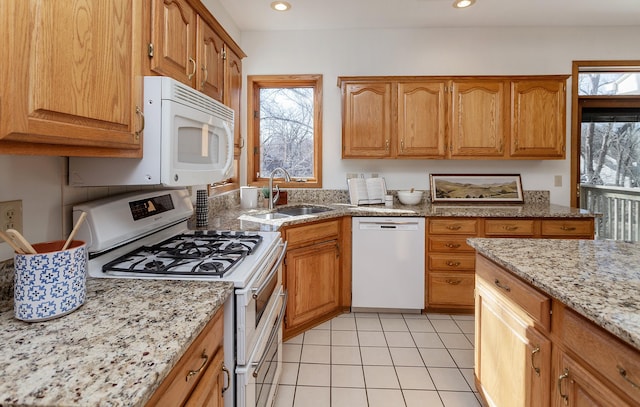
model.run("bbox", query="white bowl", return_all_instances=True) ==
[397,190,424,205]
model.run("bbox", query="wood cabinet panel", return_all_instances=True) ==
[397,82,447,157]
[224,46,243,154]
[196,16,224,101]
[510,79,566,158]
[485,219,536,236]
[429,272,475,306]
[285,220,340,249]
[342,82,392,158]
[1,0,142,156]
[183,348,225,407]
[450,80,508,158]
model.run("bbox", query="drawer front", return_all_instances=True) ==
[147,309,224,406]
[428,236,475,253]
[284,219,340,248]
[429,253,475,271]
[562,307,640,404]
[429,218,479,235]
[540,219,593,237]
[485,219,536,236]
[475,255,551,331]
[429,272,475,306]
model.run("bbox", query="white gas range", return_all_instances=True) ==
[73,188,286,407]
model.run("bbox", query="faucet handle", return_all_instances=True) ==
[272,185,280,205]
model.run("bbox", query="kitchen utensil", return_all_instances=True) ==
[397,190,424,205]
[0,230,25,254]
[6,229,37,254]
[62,212,87,251]
[14,240,87,322]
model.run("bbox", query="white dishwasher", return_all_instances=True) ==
[352,217,425,311]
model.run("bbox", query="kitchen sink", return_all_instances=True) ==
[275,205,334,216]
[248,212,292,220]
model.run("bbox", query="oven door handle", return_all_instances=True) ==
[252,290,288,378]
[252,241,287,300]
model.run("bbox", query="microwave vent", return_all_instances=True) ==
[171,81,234,123]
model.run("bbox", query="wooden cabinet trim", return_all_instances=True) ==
[284,220,340,249]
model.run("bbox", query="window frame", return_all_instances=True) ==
[246,74,323,188]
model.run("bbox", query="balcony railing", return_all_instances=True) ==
[580,184,640,241]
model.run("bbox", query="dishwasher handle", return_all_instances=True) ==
[357,220,421,231]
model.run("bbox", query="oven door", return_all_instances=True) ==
[235,240,286,365]
[236,288,286,407]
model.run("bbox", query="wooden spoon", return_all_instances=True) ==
[410,187,415,193]
[6,229,37,254]
[0,230,25,254]
[62,212,87,251]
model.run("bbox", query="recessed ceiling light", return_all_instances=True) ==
[453,0,476,8]
[271,1,291,12]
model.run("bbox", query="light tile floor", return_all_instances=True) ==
[273,312,483,407]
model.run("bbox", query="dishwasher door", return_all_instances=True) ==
[351,217,425,311]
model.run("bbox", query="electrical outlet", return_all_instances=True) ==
[0,200,23,234]
[554,175,563,187]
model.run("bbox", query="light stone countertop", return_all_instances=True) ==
[0,278,233,406]
[467,238,640,351]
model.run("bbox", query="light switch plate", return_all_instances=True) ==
[554,175,563,187]
[0,200,23,235]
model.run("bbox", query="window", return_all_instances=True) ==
[247,75,323,188]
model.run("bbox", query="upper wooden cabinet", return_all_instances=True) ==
[147,0,244,104]
[224,47,243,153]
[338,75,568,160]
[0,0,144,157]
[510,79,567,158]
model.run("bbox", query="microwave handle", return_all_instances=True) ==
[252,241,287,299]
[252,290,288,378]
[221,121,235,178]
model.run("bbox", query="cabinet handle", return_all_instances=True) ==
[200,64,208,88]
[446,279,461,285]
[186,350,209,381]
[558,368,569,405]
[445,243,461,249]
[401,139,405,151]
[222,363,230,393]
[385,139,390,150]
[135,106,145,139]
[494,279,511,292]
[560,225,576,231]
[446,261,461,267]
[239,137,245,149]
[188,57,197,80]
[503,225,519,231]
[446,225,462,231]
[530,346,541,377]
[617,365,640,390]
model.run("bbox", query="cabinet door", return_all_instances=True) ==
[224,46,243,155]
[150,0,196,86]
[285,240,340,329]
[196,16,224,101]
[1,0,142,155]
[184,349,225,407]
[342,82,392,158]
[555,351,631,407]
[397,82,447,157]
[476,280,551,407]
[510,79,566,158]
[450,80,508,158]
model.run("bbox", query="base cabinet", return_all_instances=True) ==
[147,307,226,406]
[282,220,342,340]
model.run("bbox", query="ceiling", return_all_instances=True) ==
[218,0,640,32]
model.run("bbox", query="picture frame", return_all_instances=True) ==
[430,174,524,204]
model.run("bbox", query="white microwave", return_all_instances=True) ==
[69,76,234,187]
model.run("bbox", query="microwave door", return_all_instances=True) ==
[161,100,234,186]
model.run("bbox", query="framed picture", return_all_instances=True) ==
[430,174,524,204]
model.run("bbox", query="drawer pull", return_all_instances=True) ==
[445,243,461,249]
[494,279,511,292]
[530,346,541,376]
[561,225,576,231]
[503,225,519,231]
[222,363,231,393]
[617,365,640,390]
[446,279,462,285]
[186,350,209,382]
[447,225,462,231]
[446,261,461,267]
[558,368,569,405]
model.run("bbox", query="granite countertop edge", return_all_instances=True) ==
[467,238,640,351]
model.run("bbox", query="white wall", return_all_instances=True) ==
[238,26,640,205]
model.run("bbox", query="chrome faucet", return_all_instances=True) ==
[268,167,291,210]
